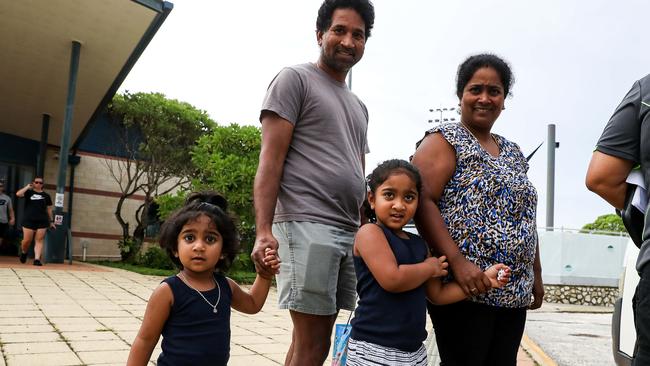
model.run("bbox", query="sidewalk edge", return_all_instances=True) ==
[521,333,558,366]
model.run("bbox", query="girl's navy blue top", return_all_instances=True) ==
[157,272,232,366]
[350,224,429,352]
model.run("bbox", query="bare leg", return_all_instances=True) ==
[284,329,295,366]
[21,227,34,254]
[285,311,338,366]
[33,228,47,261]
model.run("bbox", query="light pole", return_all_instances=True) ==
[546,124,560,231]
[428,106,459,124]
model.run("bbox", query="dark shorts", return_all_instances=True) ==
[0,223,7,238]
[22,219,50,230]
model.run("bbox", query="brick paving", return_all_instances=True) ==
[0,256,539,365]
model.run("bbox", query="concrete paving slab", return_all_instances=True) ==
[228,354,281,365]
[0,310,42,318]
[231,334,276,345]
[3,341,71,355]
[59,331,121,342]
[0,332,61,343]
[69,339,130,352]
[76,350,130,364]
[0,324,55,333]
[5,351,82,366]
[0,317,48,326]
[230,344,256,356]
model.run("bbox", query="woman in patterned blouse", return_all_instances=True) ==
[411,53,543,366]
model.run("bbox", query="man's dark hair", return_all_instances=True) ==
[316,0,375,39]
[456,53,514,99]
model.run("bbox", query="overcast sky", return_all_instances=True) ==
[120,0,650,229]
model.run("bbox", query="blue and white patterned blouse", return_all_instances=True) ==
[423,123,538,308]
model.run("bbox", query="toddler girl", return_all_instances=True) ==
[127,192,279,366]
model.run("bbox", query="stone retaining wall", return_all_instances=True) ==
[543,284,619,306]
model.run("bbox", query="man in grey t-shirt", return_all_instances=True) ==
[0,181,15,248]
[252,0,374,364]
[586,74,650,365]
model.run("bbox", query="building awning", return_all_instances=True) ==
[0,0,172,148]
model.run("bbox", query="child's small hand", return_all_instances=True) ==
[485,263,511,288]
[259,248,280,279]
[425,255,449,277]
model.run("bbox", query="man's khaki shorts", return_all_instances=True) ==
[273,221,357,315]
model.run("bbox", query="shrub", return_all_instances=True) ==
[138,246,175,270]
[118,236,141,262]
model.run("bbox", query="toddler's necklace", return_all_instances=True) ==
[177,272,221,314]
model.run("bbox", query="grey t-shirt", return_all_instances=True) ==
[596,74,650,271]
[261,63,369,231]
[0,193,12,224]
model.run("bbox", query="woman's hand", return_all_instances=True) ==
[449,256,492,296]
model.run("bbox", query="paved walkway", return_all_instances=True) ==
[0,257,540,365]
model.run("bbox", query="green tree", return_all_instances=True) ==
[581,213,627,235]
[105,92,215,261]
[191,123,260,245]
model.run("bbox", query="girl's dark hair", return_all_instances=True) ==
[316,0,375,39]
[158,191,240,273]
[363,159,422,223]
[456,53,514,99]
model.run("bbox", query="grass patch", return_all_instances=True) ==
[90,261,259,284]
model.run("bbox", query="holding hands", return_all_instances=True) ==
[257,247,280,280]
[425,255,449,278]
[484,263,511,289]
[251,233,280,278]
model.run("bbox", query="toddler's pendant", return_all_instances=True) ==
[213,307,218,314]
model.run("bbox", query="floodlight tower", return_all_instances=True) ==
[428,106,459,124]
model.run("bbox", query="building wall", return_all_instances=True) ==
[42,147,153,260]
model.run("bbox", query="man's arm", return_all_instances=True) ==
[252,112,294,276]
[586,151,634,210]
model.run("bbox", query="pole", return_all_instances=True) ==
[49,41,81,263]
[546,124,556,231]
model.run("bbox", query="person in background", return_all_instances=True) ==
[0,181,16,251]
[411,53,543,365]
[586,73,650,366]
[252,0,375,364]
[16,177,54,266]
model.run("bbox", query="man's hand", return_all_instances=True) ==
[529,272,544,309]
[449,256,492,296]
[251,233,279,278]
